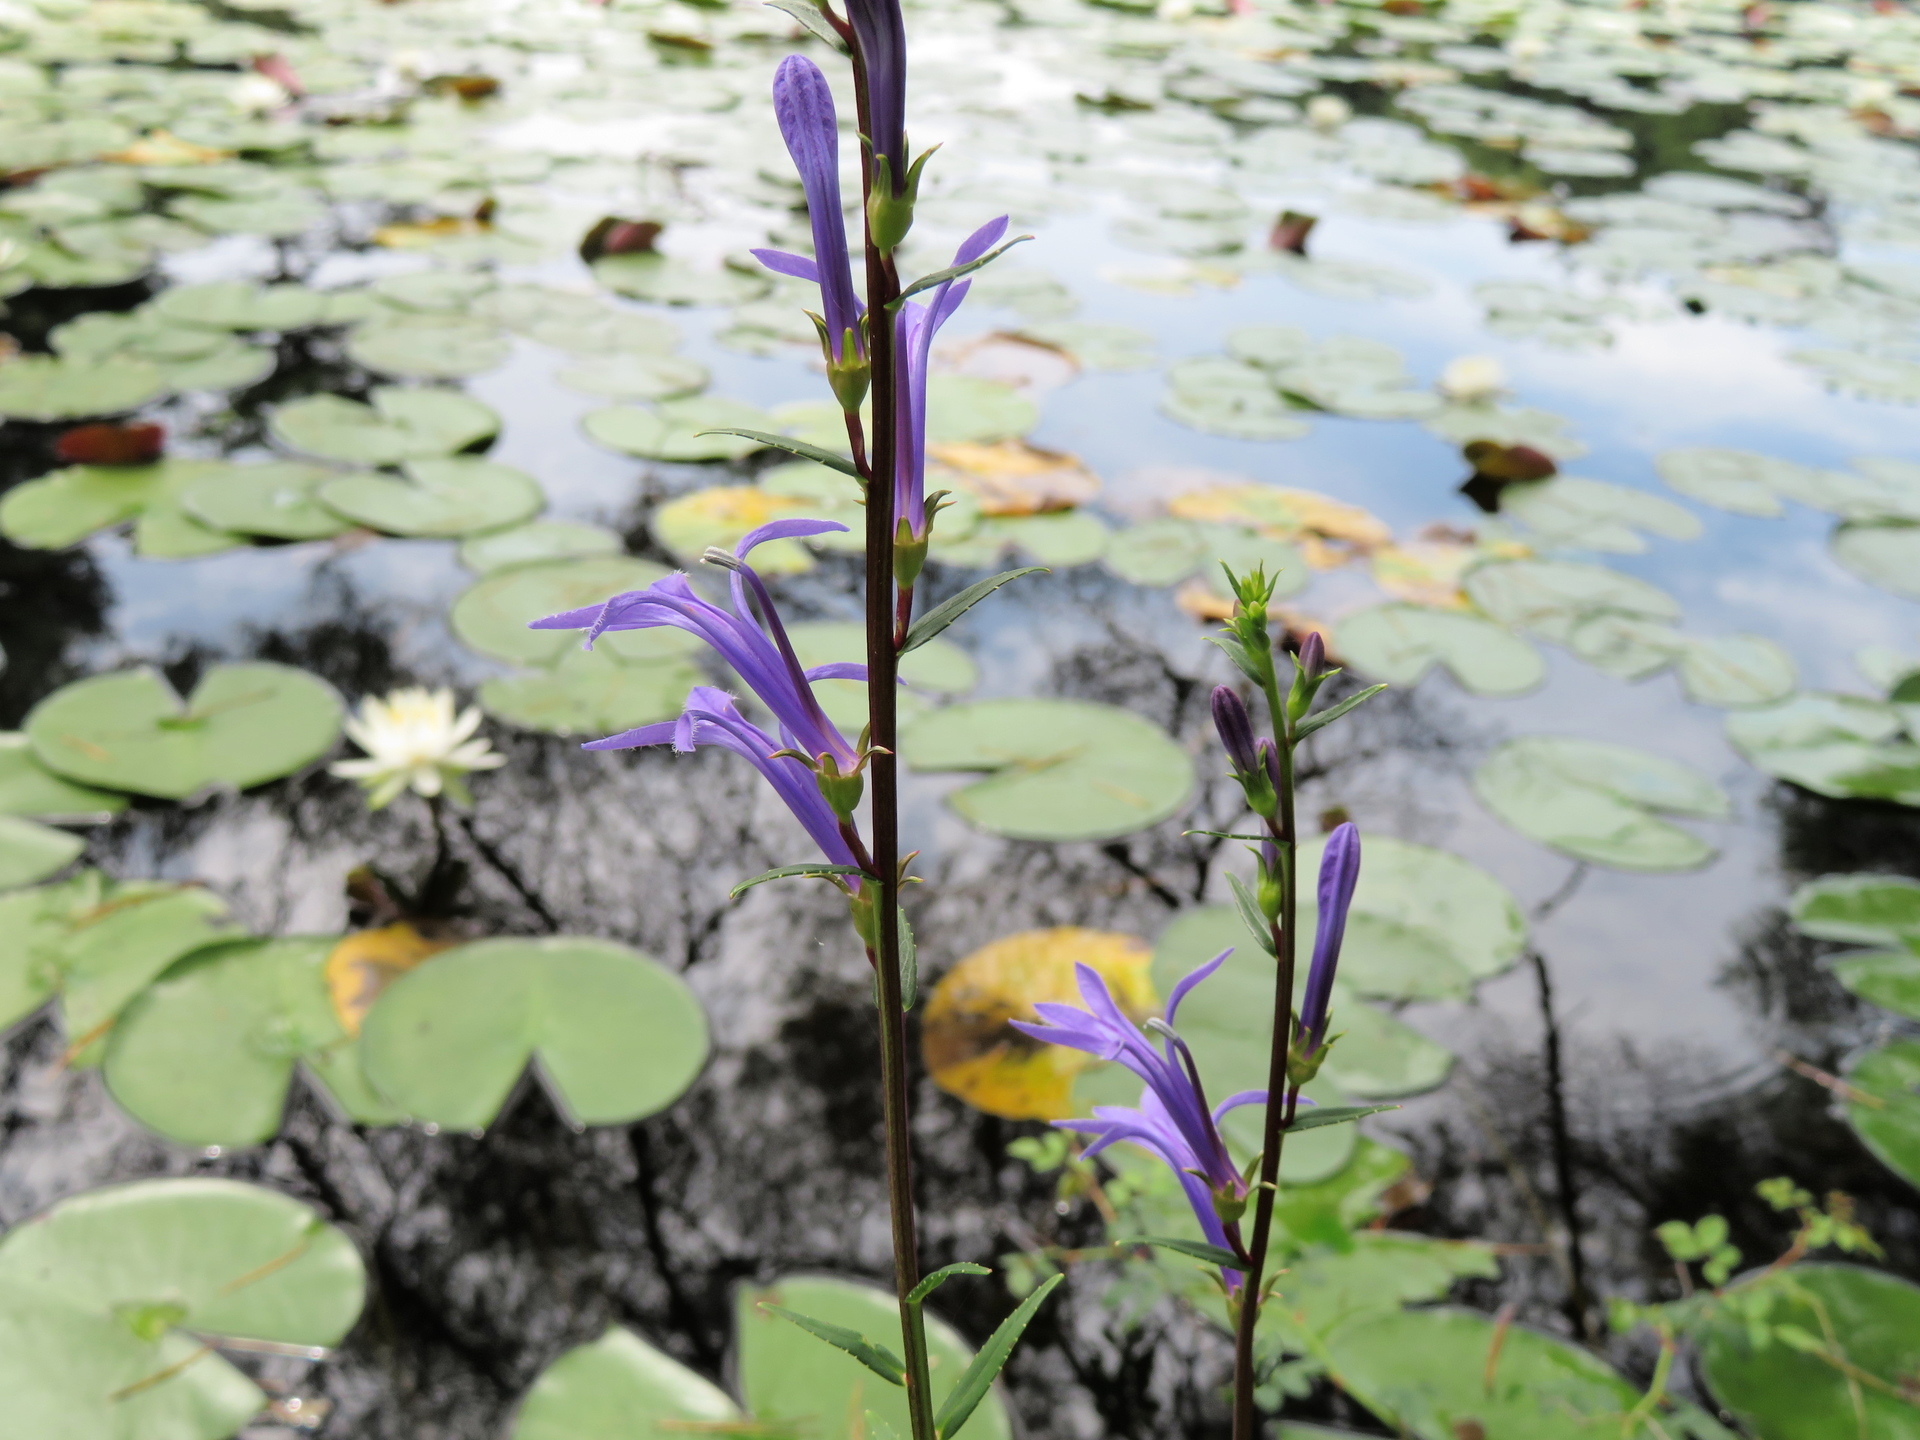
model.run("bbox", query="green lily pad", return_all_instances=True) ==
[171,192,326,238]
[982,511,1110,567]
[736,1275,1012,1440]
[459,521,624,573]
[369,269,496,312]
[345,315,511,379]
[1790,873,1920,946]
[0,872,242,1058]
[179,461,356,541]
[317,457,543,538]
[512,1326,743,1440]
[0,463,164,549]
[0,1178,366,1440]
[1473,737,1728,871]
[0,355,164,421]
[1321,1306,1637,1439]
[785,621,975,733]
[1335,605,1544,697]
[1296,833,1526,996]
[1677,634,1797,709]
[651,487,817,573]
[25,663,344,801]
[1726,694,1920,805]
[593,254,771,307]
[1793,347,1920,404]
[0,816,85,890]
[1103,518,1210,587]
[0,733,125,822]
[1831,520,1920,600]
[900,698,1194,843]
[1260,1232,1500,1351]
[1827,951,1920,1020]
[926,375,1039,444]
[1844,1041,1920,1192]
[583,398,775,463]
[555,352,709,402]
[271,387,500,465]
[1464,559,1681,644]
[149,280,330,332]
[480,648,701,737]
[50,310,274,393]
[1152,905,1454,1107]
[358,936,709,1130]
[450,557,679,665]
[1499,476,1701,553]
[1654,448,1802,517]
[1702,1263,1920,1437]
[103,936,399,1146]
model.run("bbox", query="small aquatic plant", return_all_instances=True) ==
[330,686,505,809]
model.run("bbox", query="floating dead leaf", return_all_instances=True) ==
[56,422,165,466]
[941,332,1078,397]
[325,922,457,1035]
[1507,204,1589,244]
[373,210,492,248]
[1167,483,1390,549]
[423,73,500,101]
[579,216,663,262]
[1372,530,1529,607]
[104,130,232,166]
[1269,210,1317,255]
[923,927,1156,1120]
[928,440,1099,516]
[1175,577,1237,622]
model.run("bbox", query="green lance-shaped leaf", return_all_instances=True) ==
[932,1273,1063,1440]
[696,429,861,478]
[730,863,867,899]
[909,1263,992,1307]
[1226,873,1278,957]
[893,238,1034,308]
[901,568,1047,654]
[757,1304,906,1386]
[1294,683,1388,740]
[1127,1237,1242,1268]
[1283,1104,1398,1133]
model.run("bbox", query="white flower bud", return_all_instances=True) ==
[1438,354,1507,406]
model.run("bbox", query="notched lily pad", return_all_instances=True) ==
[318,457,544,538]
[271,387,500,465]
[1335,605,1543,697]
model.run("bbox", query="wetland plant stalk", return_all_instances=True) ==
[1530,944,1594,1337]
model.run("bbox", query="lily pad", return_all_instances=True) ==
[1827,951,1920,1021]
[450,557,678,665]
[556,353,709,402]
[512,1326,742,1440]
[1726,694,1920,805]
[480,648,701,738]
[1702,1263,1920,1437]
[1473,737,1728,871]
[786,620,975,732]
[459,521,623,574]
[593,254,770,307]
[1321,1306,1637,1439]
[926,375,1039,445]
[652,487,815,572]
[345,315,511,379]
[0,1178,366,1440]
[1465,559,1681,645]
[1260,1232,1500,1351]
[1789,873,1920,947]
[317,457,543,538]
[899,699,1194,843]
[1499,476,1701,553]
[359,936,708,1130]
[0,872,242,1058]
[25,663,344,800]
[1831,521,1920,600]
[584,398,774,462]
[1654,448,1799,517]
[1676,634,1797,709]
[0,734,124,822]
[180,461,356,541]
[0,355,164,421]
[1103,519,1211,587]
[271,387,500,465]
[1335,605,1544,697]
[150,280,330,332]
[103,936,399,1146]
[0,463,166,549]
[1844,1041,1920,1193]
[0,816,86,889]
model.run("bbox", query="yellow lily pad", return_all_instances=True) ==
[922,926,1155,1120]
[324,922,457,1036]
[650,486,815,572]
[1168,483,1391,550]
[927,440,1100,516]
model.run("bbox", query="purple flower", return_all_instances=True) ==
[585,685,859,875]
[893,215,1008,538]
[1298,822,1360,1056]
[751,57,862,366]
[845,0,907,188]
[529,518,861,775]
[1013,954,1266,1281]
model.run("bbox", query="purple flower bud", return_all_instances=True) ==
[1210,686,1260,775]
[764,56,861,365]
[1299,630,1325,681]
[845,0,907,186]
[1297,822,1360,1055]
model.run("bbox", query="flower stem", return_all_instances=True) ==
[855,43,936,1440]
[1231,676,1300,1440]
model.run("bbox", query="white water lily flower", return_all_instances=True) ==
[1305,94,1351,132]
[228,73,290,114]
[330,688,506,810]
[1438,355,1508,406]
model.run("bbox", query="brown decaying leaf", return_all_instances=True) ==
[324,923,457,1035]
[928,440,1100,516]
[103,130,233,166]
[579,217,663,263]
[56,422,165,466]
[922,927,1156,1120]
[1166,482,1392,551]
